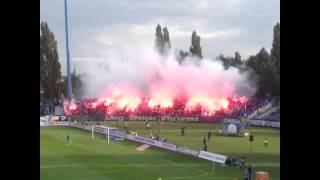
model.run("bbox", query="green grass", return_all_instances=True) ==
[40,121,280,180]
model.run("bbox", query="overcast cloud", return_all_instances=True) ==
[40,0,279,75]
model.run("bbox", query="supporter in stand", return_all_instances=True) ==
[63,97,277,125]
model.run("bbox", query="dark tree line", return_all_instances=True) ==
[214,23,280,96]
[40,22,61,100]
[154,22,280,97]
[59,67,84,99]
[40,22,83,101]
[189,31,203,59]
[155,24,203,61]
[155,24,171,56]
[216,51,243,70]
[41,21,279,101]
[177,31,203,62]
[245,23,280,96]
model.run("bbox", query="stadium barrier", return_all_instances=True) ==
[249,120,280,128]
[220,118,241,124]
[40,116,50,121]
[40,115,67,121]
[107,115,199,122]
[126,134,177,151]
[176,146,199,157]
[54,106,64,116]
[70,124,177,151]
[70,124,92,131]
[40,121,70,127]
[69,124,229,164]
[198,150,227,164]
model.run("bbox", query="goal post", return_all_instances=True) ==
[91,125,122,144]
[107,127,110,144]
[91,125,94,140]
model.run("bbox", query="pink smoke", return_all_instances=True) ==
[81,46,255,115]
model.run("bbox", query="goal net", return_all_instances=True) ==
[92,125,126,143]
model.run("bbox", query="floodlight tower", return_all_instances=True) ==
[64,0,72,100]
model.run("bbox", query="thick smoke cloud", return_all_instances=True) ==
[80,44,256,108]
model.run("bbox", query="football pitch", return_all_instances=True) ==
[40,121,280,180]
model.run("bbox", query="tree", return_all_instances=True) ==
[40,22,62,100]
[233,52,242,66]
[216,52,243,70]
[271,22,280,72]
[246,48,279,96]
[71,66,83,98]
[270,22,280,96]
[40,35,46,88]
[177,50,189,64]
[154,24,171,55]
[189,31,203,59]
[163,27,171,51]
[216,54,232,69]
[155,24,164,54]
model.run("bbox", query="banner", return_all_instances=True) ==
[107,116,199,122]
[40,122,51,126]
[198,150,227,164]
[126,134,177,151]
[40,121,69,126]
[248,102,272,119]
[249,120,280,128]
[240,117,251,122]
[160,141,177,151]
[221,118,241,124]
[176,146,199,157]
[54,106,64,116]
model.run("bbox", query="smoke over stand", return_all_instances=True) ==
[72,44,256,116]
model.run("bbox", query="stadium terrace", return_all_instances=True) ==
[62,95,275,122]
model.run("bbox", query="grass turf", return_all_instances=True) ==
[40,121,279,180]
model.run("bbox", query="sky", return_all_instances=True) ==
[40,0,280,75]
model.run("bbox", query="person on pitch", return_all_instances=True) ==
[208,131,212,141]
[244,168,250,180]
[264,137,269,147]
[66,133,71,145]
[146,121,150,130]
[248,164,252,180]
[203,136,207,146]
[124,121,128,130]
[204,143,208,151]
[181,127,185,136]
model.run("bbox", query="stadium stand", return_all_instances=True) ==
[61,97,280,122]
